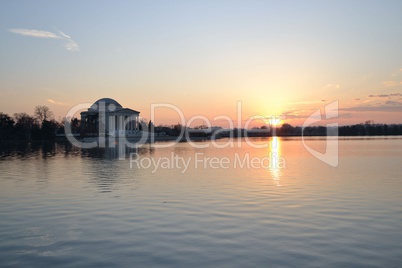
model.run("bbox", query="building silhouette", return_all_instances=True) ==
[80,98,140,136]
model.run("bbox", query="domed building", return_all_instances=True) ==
[80,98,140,136]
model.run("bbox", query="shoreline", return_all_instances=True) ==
[1,134,402,144]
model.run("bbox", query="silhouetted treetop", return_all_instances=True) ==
[34,105,54,124]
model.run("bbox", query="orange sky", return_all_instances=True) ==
[1,1,402,127]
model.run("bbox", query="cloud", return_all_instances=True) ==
[8,27,79,52]
[289,100,326,105]
[354,98,360,101]
[323,84,340,89]
[47,99,67,106]
[8,28,61,39]
[343,93,402,112]
[64,39,79,51]
[54,28,80,51]
[280,112,300,119]
[339,104,402,112]
[369,94,390,98]
[382,81,402,87]
[56,30,70,39]
[280,111,352,121]
[368,92,402,98]
[385,100,402,106]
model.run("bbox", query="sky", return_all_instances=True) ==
[1,0,402,127]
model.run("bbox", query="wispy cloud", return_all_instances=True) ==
[54,28,80,52]
[289,100,326,105]
[339,101,402,112]
[368,92,402,98]
[323,84,340,89]
[382,81,402,87]
[47,99,67,106]
[369,94,390,98]
[8,28,61,39]
[280,111,351,120]
[8,27,79,52]
[385,100,402,106]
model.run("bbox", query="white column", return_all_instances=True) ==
[109,115,115,134]
[119,116,123,131]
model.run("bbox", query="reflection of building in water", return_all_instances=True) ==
[80,98,140,137]
[82,142,140,160]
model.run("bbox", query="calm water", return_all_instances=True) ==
[1,137,402,267]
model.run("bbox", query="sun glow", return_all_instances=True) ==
[268,117,281,126]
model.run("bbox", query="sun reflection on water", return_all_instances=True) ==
[269,136,282,186]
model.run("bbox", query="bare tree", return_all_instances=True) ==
[34,106,54,124]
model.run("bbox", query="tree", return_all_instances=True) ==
[0,113,14,128]
[14,113,38,140]
[62,117,81,136]
[138,119,148,131]
[0,113,15,140]
[34,105,54,125]
[71,118,80,130]
[148,120,154,133]
[280,123,294,136]
[41,119,61,140]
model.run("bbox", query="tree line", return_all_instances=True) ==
[1,106,402,142]
[0,106,63,141]
[251,122,402,136]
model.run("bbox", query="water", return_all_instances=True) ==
[1,137,402,267]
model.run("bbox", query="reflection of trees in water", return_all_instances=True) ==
[0,141,153,193]
[0,141,58,159]
[0,141,154,160]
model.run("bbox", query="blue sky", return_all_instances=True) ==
[1,0,402,125]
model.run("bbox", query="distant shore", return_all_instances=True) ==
[0,133,402,144]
